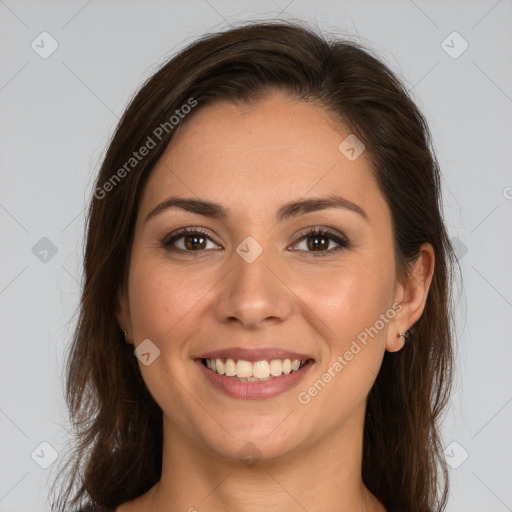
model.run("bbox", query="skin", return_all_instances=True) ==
[116,92,434,512]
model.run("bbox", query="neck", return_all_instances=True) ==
[148,405,384,512]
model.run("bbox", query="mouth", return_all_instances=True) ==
[194,351,315,400]
[198,357,312,381]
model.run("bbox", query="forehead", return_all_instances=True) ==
[139,94,387,223]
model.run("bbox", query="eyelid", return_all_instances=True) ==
[161,226,221,248]
[294,226,348,244]
[290,226,349,256]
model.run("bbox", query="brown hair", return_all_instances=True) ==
[50,20,455,512]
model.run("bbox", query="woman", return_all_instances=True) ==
[50,20,455,512]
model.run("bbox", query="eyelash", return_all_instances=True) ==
[161,226,349,257]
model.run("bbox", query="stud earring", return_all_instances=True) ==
[397,330,411,342]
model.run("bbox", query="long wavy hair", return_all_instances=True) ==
[50,20,455,512]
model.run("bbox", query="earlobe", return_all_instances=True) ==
[386,330,411,352]
[386,243,435,353]
[386,331,406,352]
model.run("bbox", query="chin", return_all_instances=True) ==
[198,419,308,465]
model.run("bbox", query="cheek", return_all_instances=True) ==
[291,267,392,421]
[293,259,395,346]
[127,257,212,342]
[126,258,213,417]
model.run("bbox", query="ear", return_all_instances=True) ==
[386,242,435,352]
[116,286,134,345]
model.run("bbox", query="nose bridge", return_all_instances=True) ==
[214,237,292,327]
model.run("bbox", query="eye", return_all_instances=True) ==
[161,226,349,256]
[162,227,220,253]
[291,227,349,257]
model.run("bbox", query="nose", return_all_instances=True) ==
[213,245,293,329]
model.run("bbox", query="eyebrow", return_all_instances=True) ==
[144,195,369,224]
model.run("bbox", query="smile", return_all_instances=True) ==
[195,357,315,399]
[201,357,309,381]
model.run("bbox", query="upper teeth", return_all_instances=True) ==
[205,358,307,379]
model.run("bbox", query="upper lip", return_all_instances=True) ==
[196,347,314,362]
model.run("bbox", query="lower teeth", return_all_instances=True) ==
[235,375,279,382]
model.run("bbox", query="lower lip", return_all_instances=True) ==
[195,359,314,400]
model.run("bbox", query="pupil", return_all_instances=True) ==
[308,236,328,251]
[185,235,206,250]
[182,234,328,251]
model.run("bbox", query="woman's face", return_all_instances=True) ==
[119,93,412,460]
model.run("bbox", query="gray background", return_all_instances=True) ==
[1,1,511,511]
